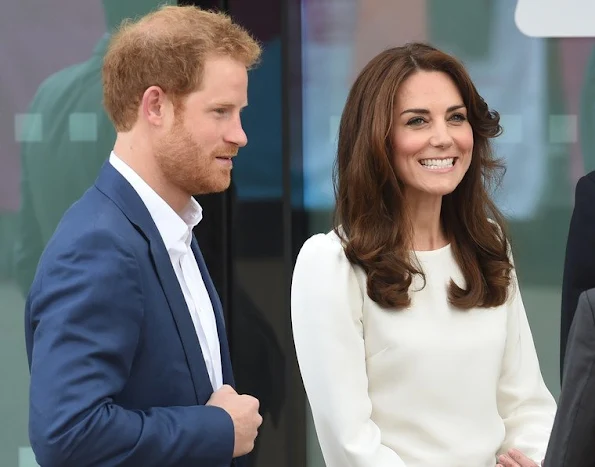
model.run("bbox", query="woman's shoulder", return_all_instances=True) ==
[292,230,365,305]
[294,229,357,276]
[297,230,345,257]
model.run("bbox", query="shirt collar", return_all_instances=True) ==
[109,151,203,252]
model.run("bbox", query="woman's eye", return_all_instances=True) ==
[406,117,426,126]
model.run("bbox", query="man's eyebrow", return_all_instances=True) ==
[211,102,248,109]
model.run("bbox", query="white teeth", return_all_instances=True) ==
[419,158,454,169]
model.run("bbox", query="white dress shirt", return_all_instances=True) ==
[110,152,223,390]
[291,231,556,467]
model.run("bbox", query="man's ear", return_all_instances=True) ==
[141,86,172,127]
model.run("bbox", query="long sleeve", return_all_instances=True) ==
[291,234,406,467]
[26,227,234,467]
[561,172,595,376]
[544,290,595,467]
[496,269,557,462]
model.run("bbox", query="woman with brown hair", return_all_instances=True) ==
[291,43,555,467]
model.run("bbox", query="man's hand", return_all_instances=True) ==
[497,448,543,467]
[207,384,263,457]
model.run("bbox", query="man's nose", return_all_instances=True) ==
[226,118,248,148]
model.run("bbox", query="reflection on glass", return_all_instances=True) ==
[218,1,288,465]
[0,2,168,465]
[15,0,170,296]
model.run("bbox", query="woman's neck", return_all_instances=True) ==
[405,191,448,251]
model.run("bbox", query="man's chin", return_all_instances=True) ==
[212,176,232,193]
[189,179,231,196]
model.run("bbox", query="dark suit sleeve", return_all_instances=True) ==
[544,291,595,467]
[26,227,235,467]
[561,173,595,377]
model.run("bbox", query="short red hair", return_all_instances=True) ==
[102,5,261,132]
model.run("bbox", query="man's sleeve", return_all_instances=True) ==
[544,291,595,467]
[27,226,235,467]
[561,173,595,376]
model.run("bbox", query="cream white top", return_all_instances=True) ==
[291,231,556,467]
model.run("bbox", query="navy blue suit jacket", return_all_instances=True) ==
[24,162,243,467]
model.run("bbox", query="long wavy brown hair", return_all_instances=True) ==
[334,42,513,310]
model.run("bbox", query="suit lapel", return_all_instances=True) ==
[148,242,214,403]
[191,237,235,386]
[94,162,214,404]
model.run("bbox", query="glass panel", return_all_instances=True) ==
[298,0,594,463]
[222,1,289,466]
[0,2,171,465]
